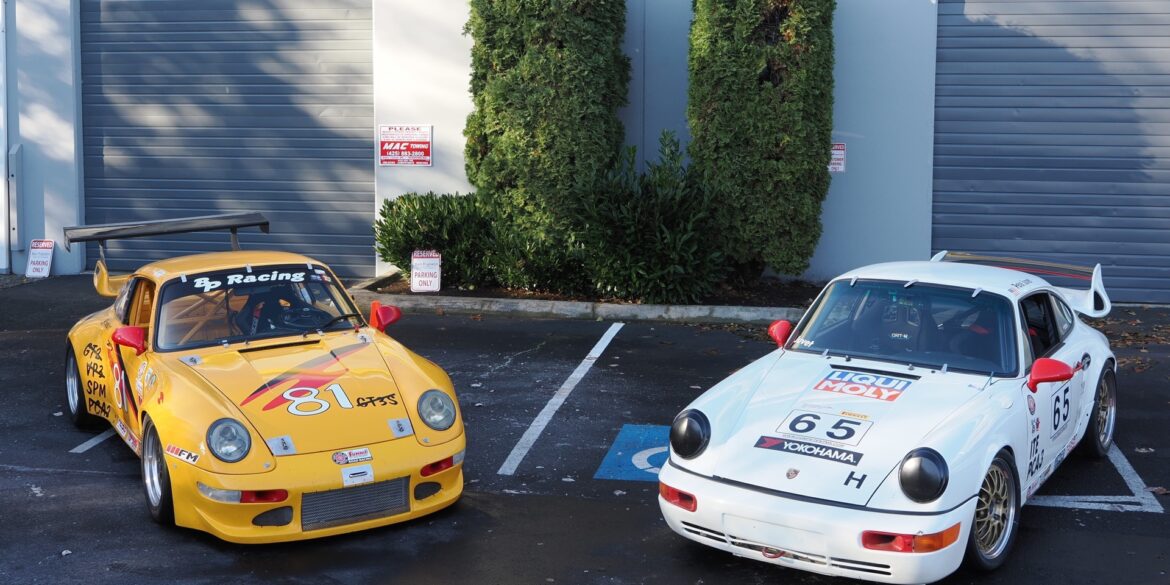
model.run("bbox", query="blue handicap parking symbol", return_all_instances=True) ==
[594,424,670,482]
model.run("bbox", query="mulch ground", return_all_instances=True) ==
[375,277,824,309]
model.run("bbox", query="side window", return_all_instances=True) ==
[114,279,136,323]
[1052,297,1075,339]
[1019,293,1059,362]
[129,280,156,329]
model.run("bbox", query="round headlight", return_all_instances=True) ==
[418,389,456,431]
[899,448,949,503]
[207,418,251,463]
[670,409,711,460]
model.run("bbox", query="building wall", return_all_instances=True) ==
[4,0,86,275]
[371,0,475,276]
[803,0,939,281]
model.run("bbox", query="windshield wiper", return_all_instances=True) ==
[320,312,363,329]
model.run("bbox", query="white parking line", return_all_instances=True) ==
[1028,446,1164,513]
[69,429,115,454]
[498,322,624,476]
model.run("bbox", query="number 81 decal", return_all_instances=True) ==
[283,384,352,416]
[777,410,873,446]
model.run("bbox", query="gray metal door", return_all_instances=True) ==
[80,0,374,278]
[934,0,1170,303]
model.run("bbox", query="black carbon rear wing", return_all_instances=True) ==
[932,250,1111,318]
[63,212,269,258]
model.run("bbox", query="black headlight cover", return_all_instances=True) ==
[899,448,949,503]
[670,410,711,460]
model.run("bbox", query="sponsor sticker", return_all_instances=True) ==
[813,370,911,402]
[165,444,200,465]
[331,447,373,465]
[388,418,414,439]
[1027,394,1037,415]
[266,435,297,456]
[114,420,140,454]
[342,464,375,487]
[192,270,307,293]
[755,436,864,466]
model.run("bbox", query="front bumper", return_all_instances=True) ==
[168,433,465,543]
[658,461,975,584]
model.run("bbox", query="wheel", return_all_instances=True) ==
[964,450,1020,572]
[65,345,104,429]
[141,417,175,525]
[1079,367,1117,459]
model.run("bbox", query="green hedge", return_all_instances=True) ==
[373,192,495,289]
[464,0,630,290]
[579,133,724,303]
[688,0,835,276]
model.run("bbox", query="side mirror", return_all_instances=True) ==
[369,302,402,333]
[112,326,147,356]
[1027,357,1074,392]
[767,320,794,347]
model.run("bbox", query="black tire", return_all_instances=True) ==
[65,345,104,430]
[1078,367,1117,459]
[141,417,175,525]
[963,450,1020,572]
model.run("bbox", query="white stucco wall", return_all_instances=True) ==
[803,0,938,281]
[4,0,85,275]
[372,0,476,276]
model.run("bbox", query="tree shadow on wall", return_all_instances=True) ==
[933,0,1163,303]
[78,0,375,278]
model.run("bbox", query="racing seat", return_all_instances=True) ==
[234,287,296,335]
[949,310,1000,364]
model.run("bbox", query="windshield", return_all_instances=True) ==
[790,279,1018,376]
[155,264,361,351]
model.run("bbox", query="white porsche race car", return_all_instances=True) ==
[658,252,1118,584]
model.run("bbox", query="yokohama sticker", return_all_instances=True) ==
[755,436,864,466]
[165,444,200,465]
[813,370,911,402]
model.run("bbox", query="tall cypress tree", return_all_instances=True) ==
[464,0,630,290]
[688,0,835,276]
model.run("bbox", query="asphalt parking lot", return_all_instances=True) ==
[1,276,1168,585]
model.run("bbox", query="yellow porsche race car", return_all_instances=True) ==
[62,213,464,543]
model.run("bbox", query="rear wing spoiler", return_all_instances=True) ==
[932,251,1111,318]
[63,212,269,298]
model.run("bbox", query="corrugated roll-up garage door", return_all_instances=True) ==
[80,0,375,278]
[934,0,1170,303]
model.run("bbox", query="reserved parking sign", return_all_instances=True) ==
[410,250,441,292]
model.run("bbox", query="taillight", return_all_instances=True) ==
[862,523,961,553]
[240,489,288,504]
[659,482,697,512]
[421,456,454,477]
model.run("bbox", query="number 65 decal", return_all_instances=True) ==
[778,410,874,446]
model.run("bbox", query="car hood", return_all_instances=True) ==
[181,335,412,455]
[701,351,986,506]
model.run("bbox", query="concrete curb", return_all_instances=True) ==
[349,288,805,325]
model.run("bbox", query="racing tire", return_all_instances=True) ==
[1078,367,1117,459]
[963,450,1020,572]
[65,345,104,430]
[141,417,176,525]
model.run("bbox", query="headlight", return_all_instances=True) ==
[899,448,949,503]
[670,409,710,460]
[207,418,251,463]
[418,390,456,431]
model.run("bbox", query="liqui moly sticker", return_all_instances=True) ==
[813,370,912,402]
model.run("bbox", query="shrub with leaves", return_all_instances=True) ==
[464,0,630,291]
[374,192,495,289]
[688,0,835,276]
[579,133,724,304]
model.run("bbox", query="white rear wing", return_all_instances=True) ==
[932,251,1111,318]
